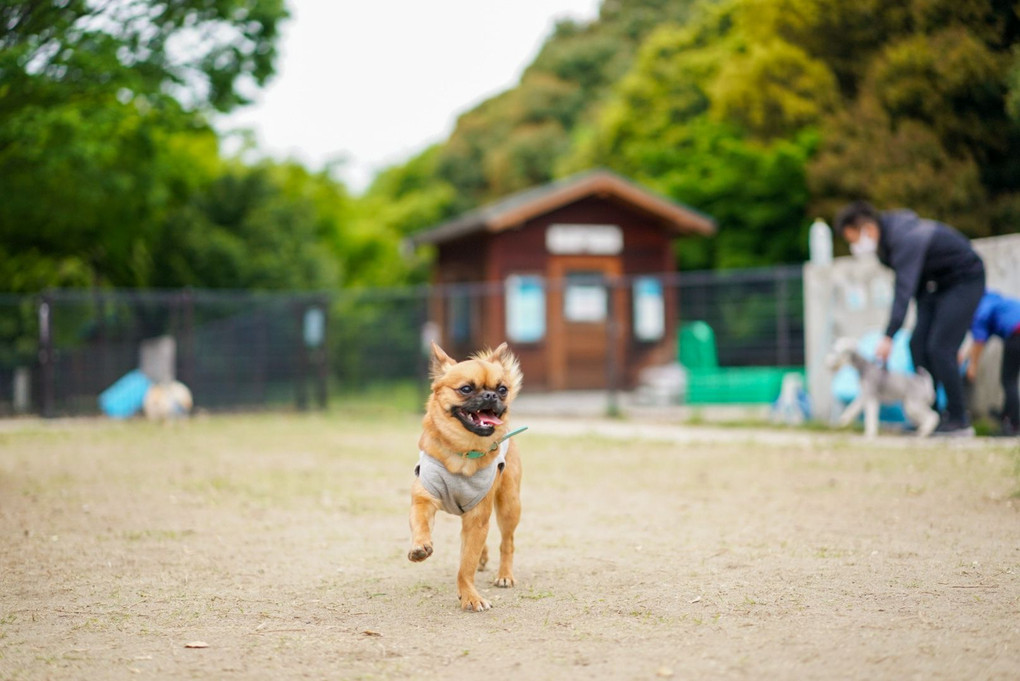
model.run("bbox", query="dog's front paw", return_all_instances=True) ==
[408,543,433,562]
[493,575,516,588]
[459,592,491,612]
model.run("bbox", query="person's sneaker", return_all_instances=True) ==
[932,419,975,437]
[993,420,1019,438]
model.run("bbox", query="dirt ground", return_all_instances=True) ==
[1,408,1018,680]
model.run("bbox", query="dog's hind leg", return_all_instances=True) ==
[493,446,522,588]
[905,400,939,437]
[919,410,939,437]
[838,397,864,428]
[863,399,880,438]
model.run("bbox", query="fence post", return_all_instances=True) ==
[38,293,54,418]
[295,301,309,411]
[605,275,621,417]
[314,295,329,409]
[179,289,195,390]
[803,262,832,422]
[776,268,790,366]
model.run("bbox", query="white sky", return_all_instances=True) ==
[215,0,602,193]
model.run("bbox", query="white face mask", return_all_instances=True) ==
[850,233,878,257]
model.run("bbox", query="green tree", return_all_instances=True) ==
[807,0,1020,235]
[809,94,989,234]
[151,159,354,291]
[435,0,705,206]
[565,0,828,268]
[0,0,286,115]
[569,0,1020,268]
[0,101,222,289]
[355,146,458,286]
[334,0,1020,274]
[709,38,837,140]
[0,0,289,292]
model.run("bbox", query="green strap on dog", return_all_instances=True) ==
[462,426,529,459]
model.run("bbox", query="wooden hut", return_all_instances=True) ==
[408,169,715,391]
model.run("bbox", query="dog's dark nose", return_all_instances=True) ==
[479,390,497,402]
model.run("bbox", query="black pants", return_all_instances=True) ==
[909,276,985,423]
[1002,331,1020,428]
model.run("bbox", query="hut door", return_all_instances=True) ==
[548,256,623,390]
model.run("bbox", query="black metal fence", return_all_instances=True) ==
[0,265,803,416]
[674,265,804,367]
[0,290,330,417]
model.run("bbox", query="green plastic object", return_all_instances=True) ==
[678,321,718,370]
[679,321,803,404]
[686,367,804,404]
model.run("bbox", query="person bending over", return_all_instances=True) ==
[835,201,985,436]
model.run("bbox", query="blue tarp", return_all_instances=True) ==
[98,370,151,418]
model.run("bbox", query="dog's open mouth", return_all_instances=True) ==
[453,406,504,435]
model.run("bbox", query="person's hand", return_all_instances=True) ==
[874,335,893,363]
[966,362,977,383]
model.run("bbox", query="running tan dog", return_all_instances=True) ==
[408,342,524,612]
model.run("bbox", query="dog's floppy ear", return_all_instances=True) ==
[476,342,523,400]
[430,342,457,380]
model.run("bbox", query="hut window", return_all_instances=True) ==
[505,275,545,343]
[563,272,608,323]
[633,276,665,341]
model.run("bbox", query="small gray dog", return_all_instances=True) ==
[827,337,939,438]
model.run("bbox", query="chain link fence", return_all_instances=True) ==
[1,290,331,417]
[0,266,803,417]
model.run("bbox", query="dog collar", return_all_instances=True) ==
[461,426,528,459]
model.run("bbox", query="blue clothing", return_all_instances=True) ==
[971,291,1020,343]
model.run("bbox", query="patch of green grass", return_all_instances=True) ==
[121,529,195,542]
[814,546,849,559]
[971,416,999,437]
[329,380,425,419]
[683,410,706,426]
[1010,445,1020,499]
[521,588,554,601]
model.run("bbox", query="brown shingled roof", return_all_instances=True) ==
[408,169,716,246]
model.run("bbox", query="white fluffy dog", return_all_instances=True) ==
[827,337,939,438]
[143,381,193,421]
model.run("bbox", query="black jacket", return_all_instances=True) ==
[877,210,984,338]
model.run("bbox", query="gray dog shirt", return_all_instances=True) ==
[414,440,508,515]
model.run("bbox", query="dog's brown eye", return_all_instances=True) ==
[458,385,473,395]
[497,385,508,397]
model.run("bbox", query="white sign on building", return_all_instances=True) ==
[546,224,623,255]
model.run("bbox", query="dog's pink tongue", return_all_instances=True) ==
[477,413,503,427]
